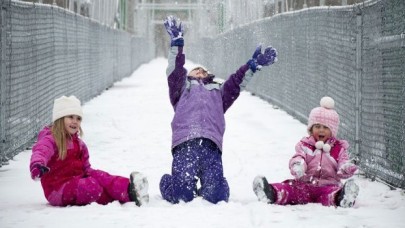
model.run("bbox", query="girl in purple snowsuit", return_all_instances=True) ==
[253,97,360,208]
[29,95,149,207]
[160,16,277,204]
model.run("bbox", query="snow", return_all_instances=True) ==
[1,58,405,228]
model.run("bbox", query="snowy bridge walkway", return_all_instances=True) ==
[1,59,404,228]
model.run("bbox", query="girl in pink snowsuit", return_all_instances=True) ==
[29,95,149,207]
[253,97,359,208]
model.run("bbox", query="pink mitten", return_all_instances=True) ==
[338,163,357,178]
[30,164,50,180]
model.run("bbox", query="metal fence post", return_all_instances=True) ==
[355,6,363,162]
[0,0,4,166]
[0,0,11,166]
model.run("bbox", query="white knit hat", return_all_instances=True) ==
[52,95,83,122]
[307,96,340,137]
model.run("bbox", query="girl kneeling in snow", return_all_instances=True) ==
[253,97,359,208]
[30,95,149,206]
[160,16,277,204]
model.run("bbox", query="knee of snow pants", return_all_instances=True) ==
[160,174,174,203]
[160,173,197,204]
[199,176,229,204]
[61,177,104,206]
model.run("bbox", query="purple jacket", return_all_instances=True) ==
[167,46,253,151]
[289,136,357,186]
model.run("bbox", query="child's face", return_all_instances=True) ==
[188,67,208,79]
[64,115,82,135]
[311,124,332,142]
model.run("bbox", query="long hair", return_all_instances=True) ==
[51,117,83,160]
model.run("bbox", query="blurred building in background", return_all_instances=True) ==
[18,0,366,55]
[20,0,134,32]
[272,0,365,14]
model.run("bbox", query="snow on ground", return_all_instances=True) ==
[1,58,404,228]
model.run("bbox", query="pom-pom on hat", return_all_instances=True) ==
[307,96,340,137]
[52,95,83,122]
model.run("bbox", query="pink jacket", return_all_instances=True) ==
[30,126,93,204]
[289,136,357,186]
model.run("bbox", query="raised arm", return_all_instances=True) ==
[164,16,187,107]
[222,45,278,112]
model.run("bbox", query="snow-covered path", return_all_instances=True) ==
[1,58,404,228]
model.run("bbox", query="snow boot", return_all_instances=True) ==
[129,171,149,206]
[253,176,275,204]
[337,179,359,208]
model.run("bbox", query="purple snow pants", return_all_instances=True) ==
[160,138,229,204]
[50,170,131,206]
[271,179,341,206]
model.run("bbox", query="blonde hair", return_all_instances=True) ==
[51,117,83,160]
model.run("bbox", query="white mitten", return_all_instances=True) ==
[292,160,305,178]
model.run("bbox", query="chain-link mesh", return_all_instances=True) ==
[0,0,154,166]
[360,0,405,187]
[187,0,405,188]
[1,0,404,189]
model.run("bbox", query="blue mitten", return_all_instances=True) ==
[164,15,185,47]
[247,45,278,72]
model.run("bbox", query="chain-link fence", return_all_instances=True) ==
[0,0,155,166]
[1,0,404,189]
[187,0,405,188]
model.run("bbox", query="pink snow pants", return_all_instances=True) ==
[48,170,131,206]
[271,179,341,206]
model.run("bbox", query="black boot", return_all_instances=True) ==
[336,179,359,208]
[253,176,276,204]
[128,171,149,206]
